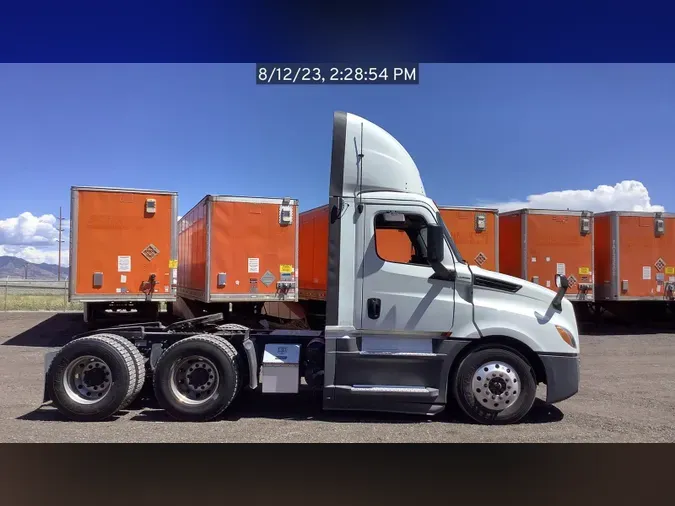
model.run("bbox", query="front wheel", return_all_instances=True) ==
[453,347,537,425]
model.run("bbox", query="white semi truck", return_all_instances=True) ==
[41,111,580,425]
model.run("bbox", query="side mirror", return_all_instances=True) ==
[555,274,569,289]
[427,225,445,264]
[551,274,569,311]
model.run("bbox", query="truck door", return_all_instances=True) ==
[324,202,458,414]
[359,204,456,340]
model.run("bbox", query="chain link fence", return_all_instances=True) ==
[1,279,83,312]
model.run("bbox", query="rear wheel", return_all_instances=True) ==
[453,347,537,425]
[153,335,241,421]
[97,333,147,409]
[46,335,137,421]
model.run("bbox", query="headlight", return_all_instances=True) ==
[555,325,577,349]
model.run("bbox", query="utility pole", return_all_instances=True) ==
[57,206,64,281]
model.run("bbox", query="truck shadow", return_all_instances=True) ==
[2,312,177,348]
[17,409,127,422]
[20,395,562,425]
[578,320,675,336]
[2,313,88,348]
[19,392,563,425]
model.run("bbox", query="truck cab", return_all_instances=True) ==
[42,111,579,426]
[320,111,580,423]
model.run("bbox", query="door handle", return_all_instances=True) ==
[367,298,381,319]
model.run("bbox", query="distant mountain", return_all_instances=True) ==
[0,256,69,280]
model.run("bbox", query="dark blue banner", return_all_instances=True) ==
[1,1,674,62]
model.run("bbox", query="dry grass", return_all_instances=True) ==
[2,295,83,312]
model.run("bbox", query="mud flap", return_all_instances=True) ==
[42,350,59,403]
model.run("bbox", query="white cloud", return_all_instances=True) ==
[482,180,665,213]
[0,212,70,266]
[0,212,70,246]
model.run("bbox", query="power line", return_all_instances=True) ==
[57,206,64,281]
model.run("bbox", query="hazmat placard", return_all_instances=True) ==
[117,255,131,272]
[261,270,275,287]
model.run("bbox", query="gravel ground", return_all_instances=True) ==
[1,311,674,443]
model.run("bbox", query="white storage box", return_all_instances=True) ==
[261,343,301,393]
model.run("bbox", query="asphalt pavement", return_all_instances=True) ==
[1,312,674,442]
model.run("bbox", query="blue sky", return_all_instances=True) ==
[0,63,673,265]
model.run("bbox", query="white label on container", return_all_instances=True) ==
[120,275,127,283]
[531,257,536,263]
[248,258,259,274]
[545,257,551,262]
[657,285,662,293]
[556,263,566,276]
[546,280,551,288]
[235,280,240,286]
[643,266,651,280]
[669,276,675,283]
[116,288,122,293]
[118,256,131,272]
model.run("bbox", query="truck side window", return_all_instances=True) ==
[374,212,431,266]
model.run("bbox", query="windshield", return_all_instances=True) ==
[436,211,466,265]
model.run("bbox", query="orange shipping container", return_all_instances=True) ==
[69,186,178,302]
[177,195,299,303]
[499,209,594,300]
[439,206,499,271]
[593,211,675,301]
[298,204,330,301]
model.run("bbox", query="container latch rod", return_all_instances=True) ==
[141,274,157,301]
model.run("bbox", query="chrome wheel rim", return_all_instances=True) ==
[169,355,220,405]
[471,361,520,411]
[63,355,113,405]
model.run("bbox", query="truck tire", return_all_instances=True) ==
[153,334,241,422]
[46,335,137,422]
[95,333,147,410]
[452,347,537,425]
